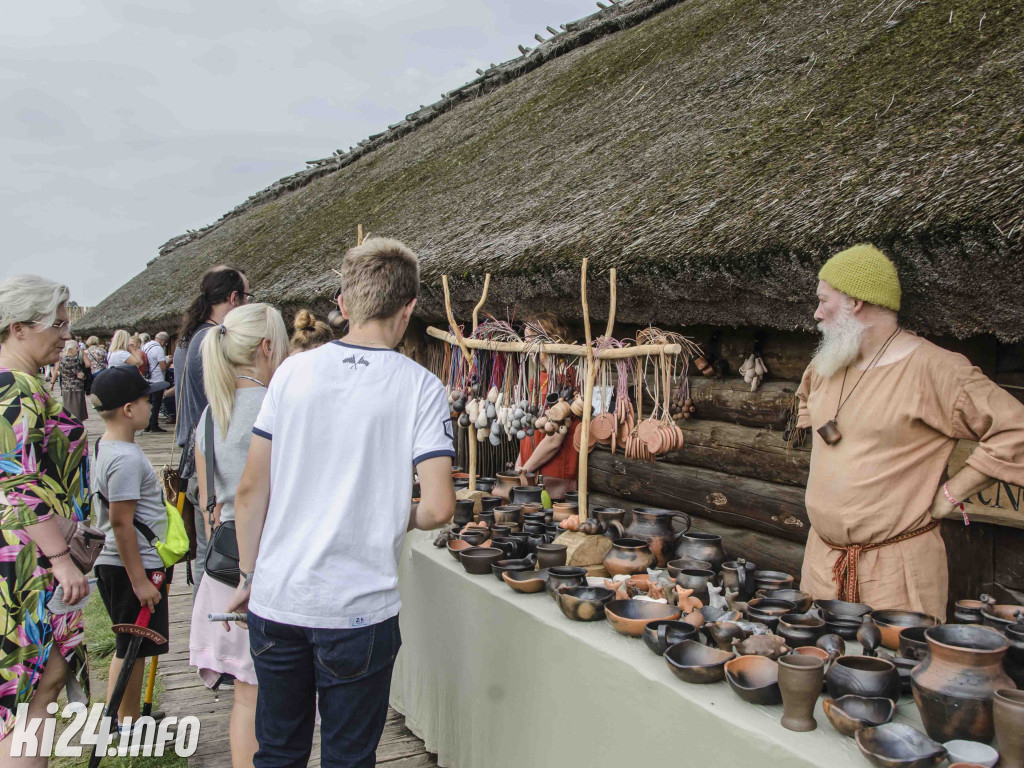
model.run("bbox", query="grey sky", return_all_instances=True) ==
[1,0,597,307]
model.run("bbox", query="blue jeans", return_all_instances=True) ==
[247,612,402,768]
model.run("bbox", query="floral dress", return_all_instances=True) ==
[0,369,90,740]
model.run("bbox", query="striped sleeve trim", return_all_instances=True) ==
[252,427,273,440]
[413,449,456,466]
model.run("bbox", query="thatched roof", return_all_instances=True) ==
[77,0,1024,340]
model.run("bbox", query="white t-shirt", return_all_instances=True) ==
[107,349,131,367]
[249,341,455,629]
[143,340,166,383]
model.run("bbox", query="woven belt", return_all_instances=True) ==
[824,520,940,603]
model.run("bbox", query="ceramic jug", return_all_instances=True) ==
[605,508,691,567]
[675,531,726,572]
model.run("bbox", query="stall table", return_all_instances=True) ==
[390,532,925,768]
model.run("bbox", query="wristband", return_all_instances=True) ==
[943,482,969,526]
[45,547,72,561]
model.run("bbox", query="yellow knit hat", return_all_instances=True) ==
[818,244,901,312]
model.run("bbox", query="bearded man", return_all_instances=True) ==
[796,244,1024,618]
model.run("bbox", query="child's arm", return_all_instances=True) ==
[108,499,162,610]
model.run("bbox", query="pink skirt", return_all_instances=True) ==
[189,576,257,687]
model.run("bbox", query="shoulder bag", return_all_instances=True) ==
[202,410,241,587]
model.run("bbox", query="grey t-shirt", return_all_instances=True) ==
[195,387,267,523]
[174,323,214,448]
[93,440,167,570]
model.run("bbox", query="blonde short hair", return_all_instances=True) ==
[139,333,151,344]
[86,336,100,347]
[62,340,79,356]
[339,237,418,326]
[0,275,70,342]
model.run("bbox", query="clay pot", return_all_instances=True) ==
[493,505,522,527]
[603,538,658,577]
[511,486,545,506]
[757,589,813,614]
[453,499,475,528]
[491,556,536,582]
[490,524,513,538]
[458,547,504,575]
[953,599,985,625]
[871,609,940,651]
[545,566,588,600]
[855,723,946,768]
[725,655,781,705]
[778,654,825,732]
[675,569,715,606]
[911,624,1014,743]
[593,507,625,537]
[744,598,797,632]
[777,613,825,648]
[666,557,713,579]
[605,508,691,567]
[494,472,522,501]
[536,543,568,569]
[898,626,930,662]
[1005,619,1024,689]
[753,570,795,592]
[980,599,1024,632]
[817,633,846,659]
[556,586,615,622]
[792,646,830,662]
[994,689,1024,768]
[489,538,520,560]
[459,528,489,546]
[827,656,901,702]
[822,695,895,738]
[475,477,497,493]
[564,491,579,504]
[675,531,726,572]
[721,559,758,602]
[480,496,501,512]
[605,599,682,637]
[447,539,473,560]
[521,505,545,521]
[642,620,698,656]
[814,599,873,623]
[478,510,496,529]
[551,502,578,523]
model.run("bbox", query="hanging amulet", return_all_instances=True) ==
[817,419,842,446]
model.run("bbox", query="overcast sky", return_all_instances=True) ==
[1,0,597,306]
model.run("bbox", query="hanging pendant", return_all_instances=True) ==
[817,419,842,446]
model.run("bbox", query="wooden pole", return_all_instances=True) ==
[425,327,681,358]
[577,259,596,522]
[442,275,477,492]
[357,224,364,246]
[472,274,491,333]
[605,268,617,339]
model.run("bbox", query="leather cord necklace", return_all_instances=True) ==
[817,327,901,446]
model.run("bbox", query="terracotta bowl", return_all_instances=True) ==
[871,610,940,650]
[666,557,712,578]
[823,695,895,738]
[724,655,781,705]
[897,626,930,661]
[664,640,735,684]
[941,740,998,768]
[447,539,473,561]
[815,599,873,622]
[501,569,550,594]
[642,620,698,656]
[458,547,504,575]
[491,557,536,582]
[855,723,946,768]
[757,589,813,613]
[556,586,615,622]
[792,646,830,661]
[605,600,682,637]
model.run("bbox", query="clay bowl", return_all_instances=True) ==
[447,539,474,561]
[664,640,735,684]
[981,602,1024,631]
[823,695,896,738]
[491,557,536,582]
[942,740,998,767]
[777,612,825,648]
[545,566,588,600]
[745,598,796,632]
[792,646,830,661]
[556,586,615,622]
[753,570,795,592]
[825,617,864,641]
[459,529,490,547]
[642,620,698,656]
[757,589,813,614]
[816,599,873,623]
[898,626,930,662]
[827,655,901,702]
[458,547,504,575]
[475,477,496,493]
[724,655,781,705]
[605,600,682,637]
[667,557,712,578]
[855,723,946,768]
[501,569,550,594]
[871,610,940,650]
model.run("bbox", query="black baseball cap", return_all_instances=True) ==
[91,365,169,411]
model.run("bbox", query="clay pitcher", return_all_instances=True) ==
[603,538,657,577]
[605,508,691,567]
[994,689,1024,768]
[494,472,521,502]
[675,531,727,573]
[720,558,758,602]
[675,569,715,606]
[511,485,545,506]
[911,624,1014,743]
[778,655,824,732]
[593,507,626,538]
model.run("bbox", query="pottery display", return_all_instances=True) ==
[822,695,895,738]
[666,557,713,579]
[1004,612,1024,688]
[912,624,1013,743]
[871,610,940,651]
[732,634,790,660]
[675,568,715,605]
[777,613,825,648]
[545,566,588,600]
[753,570,795,592]
[605,599,682,637]
[511,486,545,506]
[491,556,536,582]
[494,472,522,501]
[453,499,475,528]
[605,508,691,567]
[720,559,758,602]
[855,723,946,768]
[994,689,1024,768]
[494,505,522,527]
[674,531,726,572]
[501,569,550,594]
[827,656,901,702]
[536,543,568,569]
[942,740,998,768]
[756,589,813,613]
[603,538,658,577]
[642,620,698,656]
[447,539,473,561]
[664,640,735,684]
[458,546,504,575]
[778,654,825,732]
[551,501,578,523]
[556,586,615,621]
[724,655,781,705]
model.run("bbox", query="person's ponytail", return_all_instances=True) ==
[178,267,245,343]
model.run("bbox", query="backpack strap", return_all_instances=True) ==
[204,408,218,532]
[94,436,163,546]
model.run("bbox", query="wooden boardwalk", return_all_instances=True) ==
[83,403,436,768]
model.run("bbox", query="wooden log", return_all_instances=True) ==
[994,525,1024,590]
[554,530,612,576]
[588,451,810,543]
[588,492,805,577]
[688,378,798,429]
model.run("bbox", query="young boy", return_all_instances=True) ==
[90,365,171,727]
[229,238,456,767]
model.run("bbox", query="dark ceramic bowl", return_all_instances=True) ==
[459,529,489,547]
[724,655,781,705]
[871,610,940,650]
[491,557,536,582]
[757,589,813,613]
[745,598,797,632]
[826,655,901,702]
[855,723,946,768]
[777,612,826,648]
[753,570,795,592]
[825,617,863,640]
[475,477,496,493]
[664,640,735,684]
[817,633,846,657]
[897,626,930,661]
[480,495,501,512]
[642,620,698,656]
[458,547,504,575]
[823,695,896,738]
[556,586,615,622]
[605,600,682,637]
[666,557,713,578]
[816,599,873,622]
[501,569,550,594]
[447,539,474,561]
[545,566,588,600]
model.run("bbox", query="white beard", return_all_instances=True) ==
[811,304,865,378]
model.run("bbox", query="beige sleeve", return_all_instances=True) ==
[795,365,814,429]
[952,368,1024,487]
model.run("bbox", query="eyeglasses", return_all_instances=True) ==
[29,320,70,332]
[243,291,255,303]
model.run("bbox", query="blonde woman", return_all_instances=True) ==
[289,309,333,355]
[84,335,107,374]
[106,329,143,367]
[189,303,287,768]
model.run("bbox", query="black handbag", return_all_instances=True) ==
[201,410,242,587]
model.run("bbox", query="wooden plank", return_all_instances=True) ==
[940,519,995,622]
[994,526,1024,590]
[588,451,810,542]
[688,378,797,429]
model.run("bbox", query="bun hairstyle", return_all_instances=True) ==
[290,309,334,354]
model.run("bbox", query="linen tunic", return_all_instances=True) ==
[796,337,1024,618]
